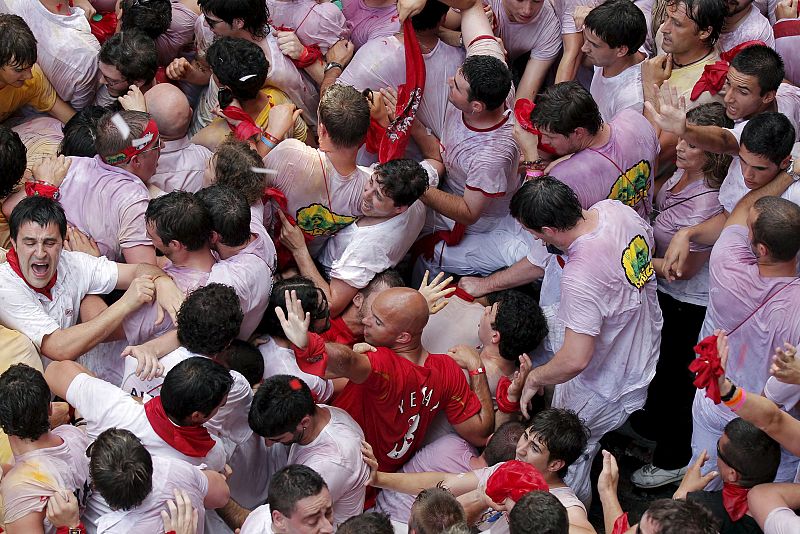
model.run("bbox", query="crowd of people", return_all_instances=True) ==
[0,0,798,531]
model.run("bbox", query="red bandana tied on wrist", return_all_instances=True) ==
[291,332,329,376]
[485,460,549,504]
[6,247,57,300]
[689,334,724,404]
[612,513,630,534]
[495,376,521,414]
[222,105,266,141]
[103,118,160,166]
[144,397,216,458]
[690,40,767,101]
[722,482,750,521]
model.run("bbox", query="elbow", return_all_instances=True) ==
[207,473,232,509]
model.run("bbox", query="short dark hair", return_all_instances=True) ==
[492,290,548,361]
[0,126,26,199]
[161,356,234,422]
[319,84,371,148]
[584,0,647,54]
[730,45,785,96]
[373,159,429,208]
[95,110,153,159]
[145,191,212,251]
[720,419,780,487]
[268,465,328,518]
[0,14,37,69]
[509,491,568,534]
[510,177,584,233]
[461,55,512,111]
[10,195,68,241]
[531,81,602,136]
[0,364,50,441]
[89,428,153,511]
[216,339,264,387]
[529,408,590,478]
[212,138,266,204]
[411,0,449,31]
[199,0,269,39]
[120,0,173,39]
[177,283,243,355]
[206,37,268,102]
[483,421,524,466]
[259,277,330,338]
[338,512,394,534]
[751,196,800,262]
[740,112,795,167]
[361,269,405,299]
[59,106,108,157]
[666,0,727,45]
[99,29,158,84]
[249,375,316,437]
[410,487,466,534]
[195,184,252,247]
[685,103,733,188]
[646,498,719,534]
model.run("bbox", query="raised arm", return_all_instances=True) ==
[726,170,794,227]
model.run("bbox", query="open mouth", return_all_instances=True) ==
[31,262,50,277]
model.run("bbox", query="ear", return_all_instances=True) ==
[470,99,486,115]
[272,510,289,533]
[396,331,412,344]
[490,328,501,345]
[698,26,713,43]
[762,89,777,107]
[780,154,792,170]
[209,230,221,246]
[615,45,629,58]
[352,292,364,308]
[232,18,245,30]
[299,414,312,428]
[393,205,408,216]
[755,242,770,259]
[547,458,565,475]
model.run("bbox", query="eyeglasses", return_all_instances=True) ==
[103,75,129,88]
[138,138,164,156]
[717,440,749,477]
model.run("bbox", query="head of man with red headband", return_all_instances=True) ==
[97,110,164,183]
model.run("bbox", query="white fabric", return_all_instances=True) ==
[150,137,211,194]
[240,503,274,534]
[777,83,800,142]
[486,0,561,61]
[765,376,800,411]
[764,507,800,534]
[590,62,645,122]
[259,337,335,403]
[717,4,775,52]
[227,436,288,509]
[0,250,117,348]
[774,18,800,86]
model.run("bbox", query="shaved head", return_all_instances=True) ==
[372,288,429,335]
[144,83,192,139]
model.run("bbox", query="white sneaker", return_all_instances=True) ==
[631,464,688,489]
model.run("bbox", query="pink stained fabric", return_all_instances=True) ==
[557,200,662,405]
[150,136,212,194]
[486,0,561,62]
[341,0,400,49]
[717,4,774,53]
[154,0,198,66]
[548,108,659,218]
[57,155,152,262]
[590,62,645,122]
[11,116,64,176]
[775,19,800,87]
[551,0,595,34]
[268,0,347,53]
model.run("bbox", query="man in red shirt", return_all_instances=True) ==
[276,287,494,476]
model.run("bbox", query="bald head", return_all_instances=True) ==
[144,84,192,139]
[372,287,430,335]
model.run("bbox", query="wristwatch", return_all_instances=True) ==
[324,61,344,74]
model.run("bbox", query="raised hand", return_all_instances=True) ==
[64,227,101,257]
[397,0,426,21]
[776,0,798,20]
[661,228,692,281]
[770,343,800,385]
[361,440,379,485]
[673,450,718,499]
[506,353,532,403]
[45,490,81,529]
[32,154,72,187]
[120,275,156,311]
[275,289,311,348]
[418,270,455,314]
[597,450,620,498]
[643,81,687,136]
[161,489,199,534]
[519,370,544,419]
[118,85,147,112]
[122,343,165,381]
[275,30,305,60]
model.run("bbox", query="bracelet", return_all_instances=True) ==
[262,131,281,145]
[719,381,737,403]
[324,61,344,74]
[525,169,544,180]
[25,180,61,200]
[521,158,546,170]
[728,389,747,412]
[56,522,86,534]
[260,135,277,149]
[723,387,743,408]
[468,367,486,376]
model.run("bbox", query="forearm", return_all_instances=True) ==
[528,349,587,387]
[599,491,624,534]
[440,0,478,10]
[729,171,794,226]
[411,120,442,162]
[185,61,212,86]
[474,259,544,296]
[679,211,727,246]
[421,188,479,226]
[515,58,553,102]
[467,372,495,441]
[555,33,583,83]
[458,490,491,525]
[216,499,251,531]
[137,330,181,358]
[373,470,464,495]
[682,124,739,156]
[42,299,135,360]
[319,66,342,96]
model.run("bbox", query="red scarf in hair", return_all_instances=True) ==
[690,40,767,101]
[144,397,216,458]
[723,482,750,522]
[5,247,57,300]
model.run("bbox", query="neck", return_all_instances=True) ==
[561,209,598,249]
[215,234,256,260]
[602,52,644,78]
[480,346,515,376]
[757,258,798,278]
[299,406,331,445]
[463,106,507,130]
[363,0,394,8]
[39,0,70,14]
[415,29,440,53]
[578,123,611,151]
[470,455,488,470]
[544,473,566,489]
[681,167,706,184]
[9,433,62,456]
[341,307,366,337]
[393,338,427,366]
[672,45,713,68]
[242,93,269,117]
[325,148,359,177]
[170,247,217,272]
[723,6,751,32]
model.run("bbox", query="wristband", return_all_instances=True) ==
[260,135,277,149]
[728,388,747,412]
[56,522,86,534]
[262,131,281,145]
[25,180,61,200]
[324,61,344,74]
[468,367,486,376]
[525,169,544,180]
[293,44,323,69]
[291,332,329,376]
[495,375,521,414]
[719,382,737,403]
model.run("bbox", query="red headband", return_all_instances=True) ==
[103,118,160,166]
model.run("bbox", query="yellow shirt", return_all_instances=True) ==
[254,87,308,142]
[0,64,57,123]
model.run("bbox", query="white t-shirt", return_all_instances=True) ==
[85,456,209,534]
[486,0,561,62]
[288,406,370,526]
[259,337,334,403]
[240,503,274,534]
[318,201,426,288]
[65,372,227,472]
[590,62,645,122]
[0,250,118,348]
[227,435,289,509]
[717,4,775,52]
[764,507,800,534]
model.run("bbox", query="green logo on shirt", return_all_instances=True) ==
[296,203,356,237]
[608,160,651,208]
[621,235,654,289]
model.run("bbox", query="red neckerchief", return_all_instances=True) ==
[690,40,766,101]
[262,186,314,271]
[143,397,216,458]
[723,482,750,521]
[321,316,359,346]
[689,334,724,404]
[6,247,57,300]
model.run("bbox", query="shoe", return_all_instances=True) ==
[631,464,688,489]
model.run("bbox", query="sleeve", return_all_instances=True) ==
[530,6,563,60]
[117,191,152,250]
[303,458,351,502]
[709,225,756,273]
[764,507,800,534]
[69,251,119,295]
[557,0,593,34]
[464,143,515,196]
[362,348,401,398]
[26,65,58,113]
[65,373,138,433]
[300,3,348,51]
[204,371,254,445]
[440,357,482,425]
[0,276,60,349]
[558,271,604,337]
[330,239,391,289]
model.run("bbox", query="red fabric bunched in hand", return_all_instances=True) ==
[611,513,630,534]
[220,105,262,140]
[144,397,216,458]
[513,98,556,155]
[722,482,750,521]
[689,334,723,404]
[410,222,467,261]
[262,187,314,271]
[6,247,57,300]
[293,44,323,68]
[485,460,549,504]
[495,376,521,414]
[291,332,329,376]
[690,40,767,101]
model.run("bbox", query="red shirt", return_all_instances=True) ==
[333,347,481,474]
[322,316,360,346]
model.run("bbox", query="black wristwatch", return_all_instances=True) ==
[324,61,344,74]
[720,381,737,403]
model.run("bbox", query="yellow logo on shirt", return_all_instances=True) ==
[608,160,651,208]
[621,235,654,289]
[296,203,357,237]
